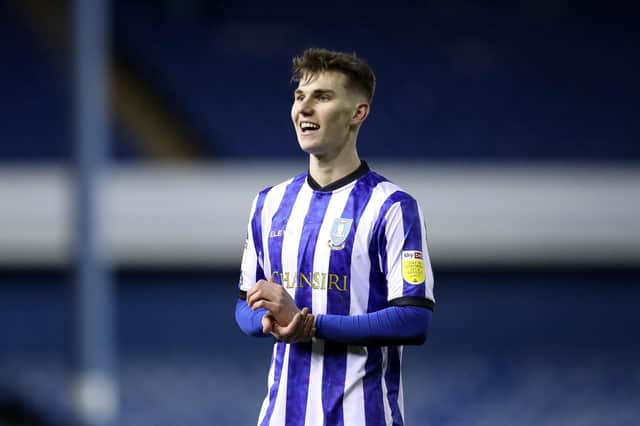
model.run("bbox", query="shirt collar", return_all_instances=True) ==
[307,161,370,192]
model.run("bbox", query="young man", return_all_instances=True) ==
[235,48,435,426]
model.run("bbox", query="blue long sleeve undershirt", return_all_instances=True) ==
[235,299,432,346]
[235,299,270,337]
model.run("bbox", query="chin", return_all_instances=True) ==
[299,146,320,156]
[297,139,323,155]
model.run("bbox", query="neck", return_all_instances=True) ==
[308,149,361,188]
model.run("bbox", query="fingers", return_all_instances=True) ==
[262,313,275,334]
[246,290,261,308]
[245,279,264,300]
[246,278,283,309]
[271,307,315,343]
[247,280,299,326]
[301,313,315,340]
[246,279,270,307]
[295,310,315,342]
[288,308,309,342]
[271,313,301,343]
[250,299,278,312]
[273,310,305,342]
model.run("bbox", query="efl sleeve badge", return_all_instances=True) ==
[402,250,425,285]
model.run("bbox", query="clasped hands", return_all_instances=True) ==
[246,278,316,343]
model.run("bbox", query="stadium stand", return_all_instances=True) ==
[0,5,69,161]
[1,270,639,426]
[2,0,638,162]
[112,0,639,160]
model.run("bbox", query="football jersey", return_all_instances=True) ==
[239,163,435,426]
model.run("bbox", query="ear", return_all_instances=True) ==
[351,102,370,126]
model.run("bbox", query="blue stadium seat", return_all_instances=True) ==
[113,0,639,161]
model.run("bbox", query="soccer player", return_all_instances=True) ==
[235,48,435,426]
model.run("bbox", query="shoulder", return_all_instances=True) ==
[358,171,424,236]
[364,170,418,207]
[257,172,306,197]
[251,172,308,210]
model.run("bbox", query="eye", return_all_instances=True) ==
[295,94,305,102]
[318,94,330,101]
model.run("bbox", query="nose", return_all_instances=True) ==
[298,98,313,116]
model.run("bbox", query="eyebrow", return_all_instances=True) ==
[294,89,336,96]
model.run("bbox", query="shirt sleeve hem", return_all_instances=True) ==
[388,296,434,310]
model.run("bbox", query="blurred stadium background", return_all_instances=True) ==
[1,0,639,425]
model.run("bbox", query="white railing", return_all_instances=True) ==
[1,162,638,267]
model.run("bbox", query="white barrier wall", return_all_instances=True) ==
[1,162,639,267]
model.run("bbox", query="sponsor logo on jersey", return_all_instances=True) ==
[328,218,353,250]
[402,250,425,285]
[269,230,285,238]
[271,271,349,292]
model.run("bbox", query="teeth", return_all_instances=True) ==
[300,121,320,131]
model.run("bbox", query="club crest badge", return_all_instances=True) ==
[328,218,353,250]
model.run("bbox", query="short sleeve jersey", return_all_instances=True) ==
[239,163,435,426]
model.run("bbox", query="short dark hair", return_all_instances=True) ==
[291,48,376,102]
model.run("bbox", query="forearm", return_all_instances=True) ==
[315,306,432,346]
[235,299,270,337]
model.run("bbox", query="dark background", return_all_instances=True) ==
[0,0,638,425]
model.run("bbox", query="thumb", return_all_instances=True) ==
[262,314,275,334]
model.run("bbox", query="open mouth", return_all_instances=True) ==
[300,121,320,134]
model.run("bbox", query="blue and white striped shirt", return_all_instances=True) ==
[239,163,435,426]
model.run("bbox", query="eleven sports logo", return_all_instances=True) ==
[402,250,426,285]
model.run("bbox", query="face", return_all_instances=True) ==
[291,71,366,159]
